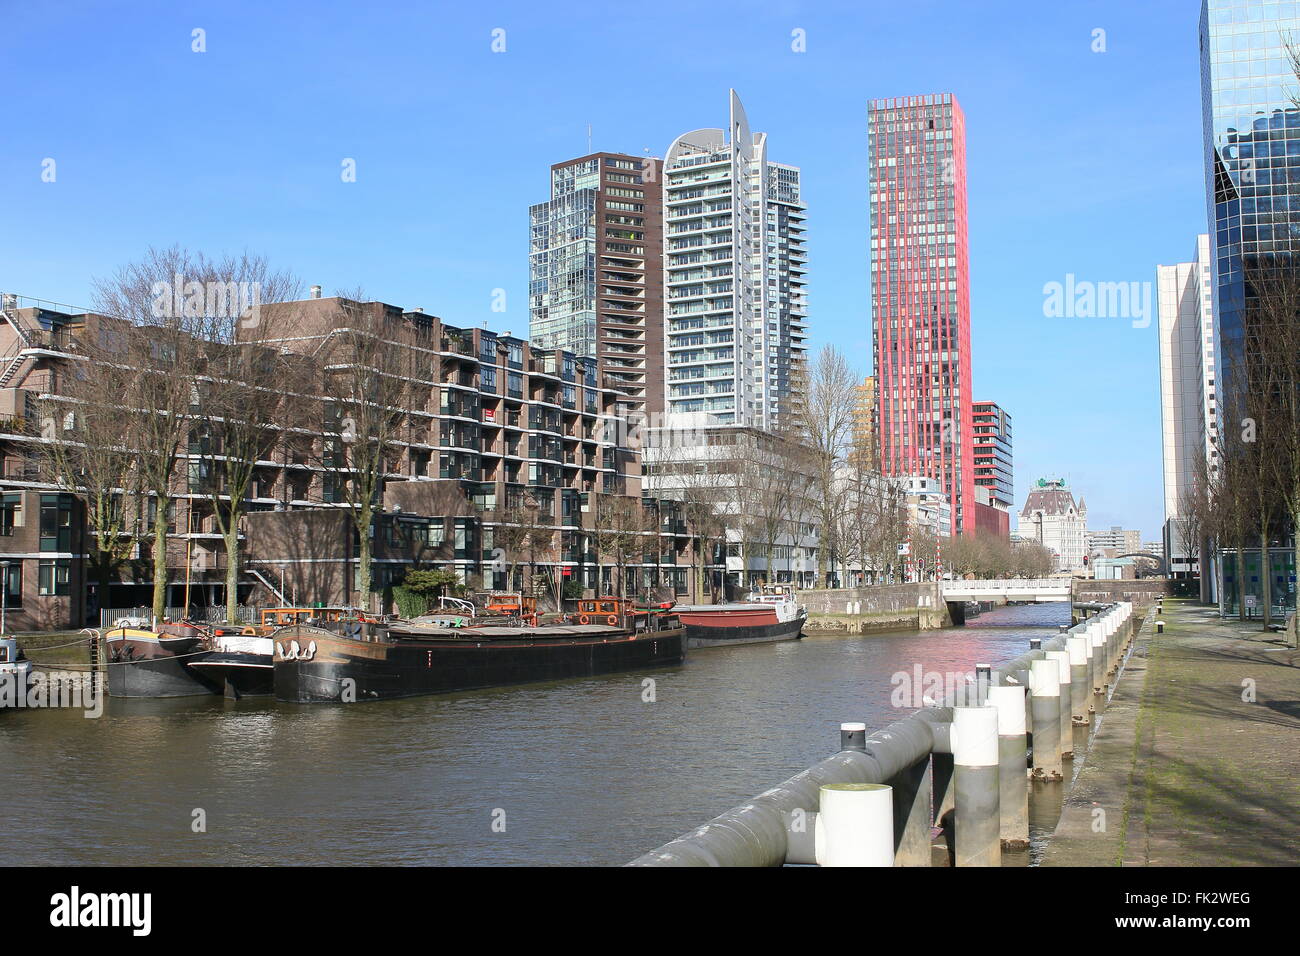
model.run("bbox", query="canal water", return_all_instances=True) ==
[0,602,1068,866]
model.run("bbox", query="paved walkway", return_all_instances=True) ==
[1043,599,1300,866]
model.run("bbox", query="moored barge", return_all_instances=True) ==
[186,607,363,699]
[675,584,807,648]
[273,599,684,703]
[105,622,219,698]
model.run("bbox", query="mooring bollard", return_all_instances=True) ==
[1156,619,1164,634]
[985,685,1028,850]
[952,705,1001,866]
[1030,658,1062,780]
[1066,634,1090,726]
[840,721,867,752]
[1029,638,1042,650]
[1107,613,1118,681]
[1046,649,1073,758]
[1089,621,1105,699]
[814,783,894,867]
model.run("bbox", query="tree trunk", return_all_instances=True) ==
[152,510,168,623]
[357,509,373,612]
[816,527,826,589]
[96,552,112,627]
[694,531,706,604]
[1260,529,1272,630]
[224,527,240,623]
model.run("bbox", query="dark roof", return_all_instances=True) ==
[1020,486,1084,518]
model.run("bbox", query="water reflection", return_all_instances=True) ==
[0,603,1068,865]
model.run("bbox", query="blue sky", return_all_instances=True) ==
[0,0,1210,540]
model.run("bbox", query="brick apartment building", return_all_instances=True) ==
[0,290,700,630]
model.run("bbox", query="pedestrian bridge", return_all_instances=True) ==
[939,578,1072,603]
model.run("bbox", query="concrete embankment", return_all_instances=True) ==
[801,583,953,633]
[1043,599,1300,866]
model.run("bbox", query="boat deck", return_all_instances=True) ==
[387,623,638,640]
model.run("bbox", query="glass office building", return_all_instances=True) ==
[1200,0,1300,399]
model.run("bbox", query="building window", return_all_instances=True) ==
[39,494,73,552]
[0,494,22,536]
[1,563,21,608]
[38,559,70,596]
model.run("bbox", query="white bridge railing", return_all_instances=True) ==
[940,578,1070,596]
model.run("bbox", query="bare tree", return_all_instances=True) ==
[89,248,302,622]
[37,328,142,616]
[91,247,228,621]
[1241,259,1300,630]
[796,346,857,587]
[313,292,428,612]
[590,493,649,600]
[188,264,300,621]
[492,501,551,595]
[735,430,804,587]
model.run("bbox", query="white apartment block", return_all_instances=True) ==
[1087,526,1142,555]
[1157,234,1217,580]
[895,475,952,539]
[661,89,807,432]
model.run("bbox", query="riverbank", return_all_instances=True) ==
[12,631,95,668]
[801,583,953,633]
[1042,598,1300,866]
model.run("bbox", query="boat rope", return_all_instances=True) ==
[16,636,95,651]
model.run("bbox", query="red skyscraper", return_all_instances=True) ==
[868,93,974,536]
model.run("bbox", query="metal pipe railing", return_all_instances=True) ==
[627,600,1145,867]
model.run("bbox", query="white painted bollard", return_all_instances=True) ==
[952,705,1001,866]
[986,685,1028,849]
[1067,635,1090,724]
[814,783,894,867]
[1046,649,1073,758]
[1030,658,1062,779]
[1089,622,1105,698]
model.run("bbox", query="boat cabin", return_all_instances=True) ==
[0,637,19,665]
[575,597,643,625]
[751,584,796,604]
[481,593,536,617]
[254,607,372,633]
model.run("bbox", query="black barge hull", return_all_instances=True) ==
[107,655,221,698]
[274,627,685,703]
[187,652,274,698]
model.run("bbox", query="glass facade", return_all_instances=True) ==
[972,401,1013,508]
[1200,0,1300,399]
[528,153,662,413]
[868,93,974,536]
[529,181,598,357]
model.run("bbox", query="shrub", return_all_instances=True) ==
[393,585,428,619]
